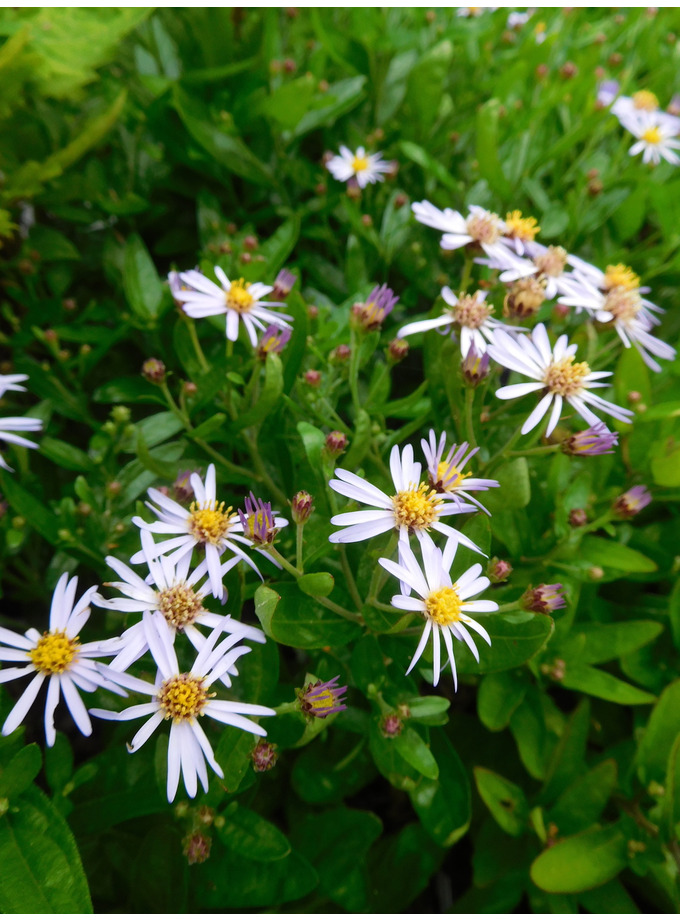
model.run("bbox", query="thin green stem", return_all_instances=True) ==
[348,328,361,412]
[483,423,526,473]
[340,548,364,611]
[265,546,364,623]
[459,254,473,293]
[464,387,477,449]
[496,601,521,614]
[185,317,210,373]
[190,436,258,481]
[159,380,190,427]
[296,523,305,573]
[226,338,234,359]
[241,430,288,507]
[508,444,562,458]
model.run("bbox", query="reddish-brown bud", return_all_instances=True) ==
[251,740,279,773]
[291,490,314,525]
[303,369,321,387]
[183,832,212,866]
[325,430,348,456]
[142,358,166,384]
[568,508,588,527]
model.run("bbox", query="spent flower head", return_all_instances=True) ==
[521,584,566,614]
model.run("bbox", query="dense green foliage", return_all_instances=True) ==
[1,6,680,913]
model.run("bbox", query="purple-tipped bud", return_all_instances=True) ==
[562,424,619,456]
[251,740,278,773]
[299,676,348,719]
[183,832,212,865]
[291,490,314,525]
[325,431,348,456]
[381,713,404,738]
[174,470,195,503]
[257,324,292,360]
[238,492,279,545]
[668,93,680,117]
[272,268,297,300]
[461,345,490,387]
[352,284,399,332]
[613,485,652,518]
[142,358,166,385]
[330,344,351,364]
[387,338,410,364]
[522,584,566,615]
[569,508,588,527]
[488,557,512,584]
[597,78,619,106]
[304,369,321,387]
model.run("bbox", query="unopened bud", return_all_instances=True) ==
[589,565,604,580]
[560,61,578,79]
[330,344,351,364]
[381,714,403,738]
[106,481,122,497]
[346,178,361,200]
[613,485,651,518]
[283,57,296,73]
[568,508,588,527]
[307,304,319,320]
[111,406,131,425]
[183,381,198,397]
[243,234,258,251]
[394,192,408,210]
[387,338,410,364]
[183,832,212,865]
[461,345,490,387]
[487,557,512,584]
[521,583,566,614]
[303,369,321,387]
[251,740,278,773]
[361,214,373,227]
[142,358,166,384]
[325,431,348,456]
[318,79,329,93]
[62,298,77,311]
[535,63,549,79]
[291,490,314,525]
[240,252,252,264]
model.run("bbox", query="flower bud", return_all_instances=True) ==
[251,740,278,773]
[503,276,546,318]
[612,485,651,518]
[381,714,403,738]
[291,490,314,525]
[461,344,490,387]
[303,369,321,387]
[111,406,131,425]
[183,832,212,865]
[142,358,166,385]
[174,470,195,503]
[568,508,587,527]
[182,381,198,398]
[325,431,348,456]
[271,268,296,300]
[522,584,566,614]
[387,338,410,364]
[243,234,258,251]
[487,557,512,584]
[330,344,351,364]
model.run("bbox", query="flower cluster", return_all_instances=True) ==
[0,465,283,802]
[598,81,680,166]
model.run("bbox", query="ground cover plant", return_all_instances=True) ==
[1,5,680,913]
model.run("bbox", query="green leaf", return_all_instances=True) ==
[580,536,657,574]
[651,442,680,488]
[530,824,628,894]
[484,458,530,512]
[393,727,438,780]
[293,75,367,138]
[257,74,316,130]
[478,670,528,731]
[553,620,664,666]
[474,767,529,837]
[541,699,590,804]
[234,352,283,429]
[265,582,361,649]
[663,732,680,840]
[297,420,325,481]
[0,785,92,912]
[549,760,618,837]
[399,140,458,191]
[123,233,164,321]
[129,824,187,914]
[579,879,640,914]
[297,571,335,598]
[369,721,421,792]
[0,470,61,545]
[257,218,300,277]
[292,732,376,805]
[559,666,655,705]
[0,744,42,799]
[253,584,279,640]
[343,409,372,469]
[366,823,443,912]
[136,429,180,480]
[219,804,291,862]
[215,726,258,795]
[635,679,680,785]
[291,807,382,912]
[406,696,451,723]
[409,731,470,847]
[92,376,165,405]
[476,99,511,198]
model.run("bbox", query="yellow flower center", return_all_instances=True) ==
[504,210,540,241]
[157,674,209,722]
[466,212,502,246]
[633,90,659,111]
[503,276,546,318]
[392,483,442,531]
[641,126,662,145]
[352,155,369,172]
[543,356,590,397]
[225,279,254,313]
[604,263,640,291]
[29,631,78,675]
[603,286,642,323]
[188,501,235,545]
[310,689,335,711]
[452,291,494,329]
[425,586,462,626]
[433,460,471,492]
[534,245,567,278]
[157,585,204,630]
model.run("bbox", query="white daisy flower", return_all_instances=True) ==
[326,145,391,188]
[0,416,43,472]
[0,374,29,399]
[92,530,265,676]
[412,201,508,260]
[563,259,664,325]
[173,268,292,347]
[626,113,680,167]
[612,90,680,133]
[131,464,288,599]
[0,574,125,746]
[421,430,499,515]
[90,612,275,802]
[397,287,522,357]
[482,242,572,300]
[557,275,675,372]
[486,323,634,436]
[379,538,496,687]
[328,444,484,554]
